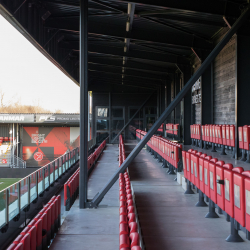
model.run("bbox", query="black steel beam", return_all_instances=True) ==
[141,16,211,43]
[88,64,166,80]
[116,0,241,17]
[87,3,250,208]
[79,0,88,209]
[90,79,156,90]
[41,0,241,18]
[88,61,171,76]
[89,78,156,90]
[88,57,175,74]
[59,41,190,65]
[111,92,155,143]
[88,71,162,86]
[138,13,224,27]
[88,68,162,82]
[45,18,213,50]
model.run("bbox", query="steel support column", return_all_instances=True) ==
[87,5,250,208]
[79,0,88,209]
[109,92,111,143]
[111,92,155,143]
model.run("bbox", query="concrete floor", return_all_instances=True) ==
[50,141,250,250]
[127,142,250,250]
[50,144,119,250]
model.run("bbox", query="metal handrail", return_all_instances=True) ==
[11,156,26,168]
[0,147,80,230]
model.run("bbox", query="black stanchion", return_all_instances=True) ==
[225,217,244,242]
[184,180,194,194]
[195,190,208,207]
[205,200,219,218]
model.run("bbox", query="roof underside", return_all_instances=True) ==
[0,0,249,91]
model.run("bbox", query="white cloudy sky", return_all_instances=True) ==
[0,14,80,113]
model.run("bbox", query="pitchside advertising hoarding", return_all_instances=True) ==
[22,127,80,167]
[36,114,80,123]
[0,114,34,123]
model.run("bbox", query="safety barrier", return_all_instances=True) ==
[0,147,79,233]
[136,129,182,177]
[64,140,106,211]
[190,124,235,156]
[182,149,250,242]
[7,195,61,250]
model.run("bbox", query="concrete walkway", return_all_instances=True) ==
[127,141,250,250]
[50,144,119,250]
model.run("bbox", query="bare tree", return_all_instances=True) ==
[0,89,62,113]
[0,88,4,107]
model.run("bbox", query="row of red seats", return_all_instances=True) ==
[136,129,182,175]
[7,195,61,250]
[190,124,235,155]
[119,173,142,250]
[64,168,80,211]
[190,124,235,146]
[156,124,179,136]
[119,135,125,167]
[182,149,250,241]
[166,123,179,135]
[64,140,107,211]
[119,136,142,250]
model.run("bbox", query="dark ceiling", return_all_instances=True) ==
[0,0,249,91]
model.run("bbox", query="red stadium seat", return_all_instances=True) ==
[130,232,140,247]
[20,234,30,250]
[129,222,138,233]
[119,223,129,235]
[119,234,130,249]
[14,244,24,250]
[131,247,142,250]
[216,164,233,211]
[7,243,18,250]
[244,171,250,236]
[233,169,248,227]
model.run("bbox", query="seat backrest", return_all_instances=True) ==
[14,243,24,250]
[20,234,30,250]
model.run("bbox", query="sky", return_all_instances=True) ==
[0,15,80,113]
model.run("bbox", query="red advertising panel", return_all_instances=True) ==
[23,127,80,167]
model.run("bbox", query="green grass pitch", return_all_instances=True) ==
[0,178,21,192]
